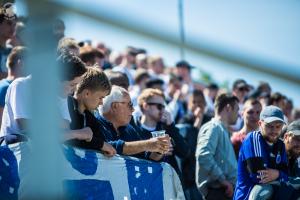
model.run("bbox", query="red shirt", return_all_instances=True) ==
[231,130,247,158]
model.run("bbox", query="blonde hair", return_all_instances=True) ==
[138,88,165,110]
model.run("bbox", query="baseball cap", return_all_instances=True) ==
[233,79,249,90]
[286,120,300,136]
[260,105,285,124]
[176,60,195,70]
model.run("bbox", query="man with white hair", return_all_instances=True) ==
[97,85,170,159]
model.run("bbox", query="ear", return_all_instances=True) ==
[283,132,289,142]
[258,120,263,127]
[141,102,148,111]
[111,102,118,111]
[82,89,90,97]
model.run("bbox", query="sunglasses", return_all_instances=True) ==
[147,102,165,111]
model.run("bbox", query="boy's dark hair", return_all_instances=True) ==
[57,53,87,81]
[76,67,111,94]
[214,93,239,114]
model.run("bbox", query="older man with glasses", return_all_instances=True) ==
[96,85,170,160]
[136,88,190,180]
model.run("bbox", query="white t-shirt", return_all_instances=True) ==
[0,76,31,136]
[57,96,71,123]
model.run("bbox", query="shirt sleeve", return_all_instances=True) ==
[11,79,30,120]
[277,144,288,182]
[242,133,266,183]
[108,140,125,154]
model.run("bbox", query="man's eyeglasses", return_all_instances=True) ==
[115,101,133,109]
[147,102,165,111]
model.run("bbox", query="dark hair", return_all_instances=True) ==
[57,53,87,82]
[193,89,205,100]
[145,78,164,89]
[7,46,27,70]
[134,69,150,84]
[79,47,105,65]
[104,70,129,90]
[268,92,286,106]
[76,67,111,94]
[214,93,239,114]
[207,83,219,90]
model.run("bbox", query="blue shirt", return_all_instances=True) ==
[234,131,288,200]
[96,115,146,159]
[0,79,12,107]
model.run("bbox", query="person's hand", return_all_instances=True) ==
[173,89,182,102]
[193,107,204,128]
[101,142,116,157]
[164,140,174,156]
[81,127,93,142]
[147,134,170,154]
[220,180,234,197]
[193,107,204,118]
[257,168,279,183]
[161,110,173,125]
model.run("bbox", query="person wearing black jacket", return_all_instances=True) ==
[66,67,116,156]
[177,90,210,200]
[136,88,190,178]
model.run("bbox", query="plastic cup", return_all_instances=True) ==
[151,130,166,138]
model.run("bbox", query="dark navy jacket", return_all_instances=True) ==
[96,115,147,159]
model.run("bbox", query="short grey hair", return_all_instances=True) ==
[100,85,128,113]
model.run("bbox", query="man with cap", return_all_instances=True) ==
[233,105,288,200]
[283,120,300,178]
[175,60,195,94]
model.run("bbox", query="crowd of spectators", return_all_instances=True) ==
[1,3,300,200]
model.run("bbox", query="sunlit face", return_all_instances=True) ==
[175,67,190,79]
[113,94,134,126]
[259,120,284,144]
[63,76,83,97]
[189,95,206,113]
[143,95,165,122]
[152,58,164,74]
[284,133,300,158]
[0,19,16,40]
[83,89,109,111]
[243,103,262,129]
[169,79,182,96]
